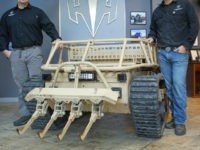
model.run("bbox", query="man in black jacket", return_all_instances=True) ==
[147,0,199,136]
[0,0,62,126]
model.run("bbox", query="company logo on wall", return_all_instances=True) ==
[67,0,118,37]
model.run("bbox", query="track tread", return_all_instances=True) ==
[22,76,58,130]
[129,75,165,138]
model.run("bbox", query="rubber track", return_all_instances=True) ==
[22,76,58,130]
[129,75,164,138]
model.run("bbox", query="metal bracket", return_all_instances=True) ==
[57,101,83,141]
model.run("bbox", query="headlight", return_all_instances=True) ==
[68,72,96,81]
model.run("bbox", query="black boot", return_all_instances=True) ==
[165,119,175,129]
[13,115,31,126]
[175,124,186,136]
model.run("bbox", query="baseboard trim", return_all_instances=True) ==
[0,97,18,102]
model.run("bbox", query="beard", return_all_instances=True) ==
[18,1,29,9]
[20,2,28,5]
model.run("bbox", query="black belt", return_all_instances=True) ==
[13,45,40,50]
[158,46,177,51]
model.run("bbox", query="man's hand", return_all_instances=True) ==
[53,38,64,49]
[3,50,11,58]
[146,37,154,44]
[176,45,187,53]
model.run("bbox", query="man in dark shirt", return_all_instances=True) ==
[147,0,199,136]
[0,0,62,126]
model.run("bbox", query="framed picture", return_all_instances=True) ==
[130,29,147,38]
[190,50,198,61]
[193,36,198,47]
[198,50,200,57]
[130,11,147,25]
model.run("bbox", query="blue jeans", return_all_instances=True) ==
[158,49,189,125]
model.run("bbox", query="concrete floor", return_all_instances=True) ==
[1,98,200,150]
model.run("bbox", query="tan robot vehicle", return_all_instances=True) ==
[16,38,168,141]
